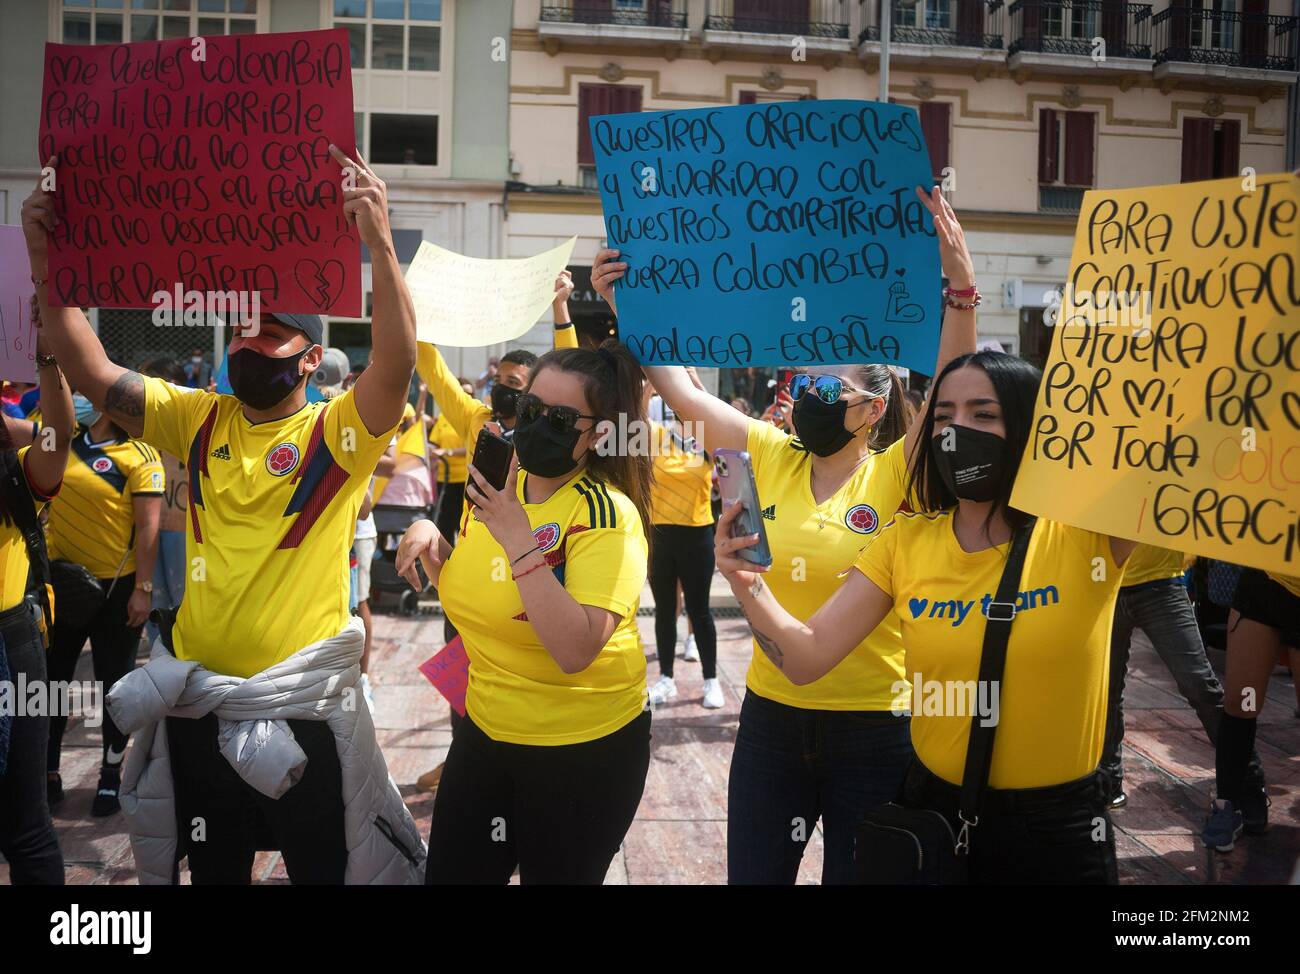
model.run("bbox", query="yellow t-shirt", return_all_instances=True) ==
[0,448,59,612]
[1122,544,1185,588]
[1267,572,1300,599]
[437,468,648,746]
[649,421,712,527]
[415,342,493,458]
[428,413,468,485]
[855,513,1123,789]
[745,420,910,711]
[142,378,394,677]
[47,432,164,578]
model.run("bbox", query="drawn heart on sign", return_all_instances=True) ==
[895,268,906,277]
[293,258,345,311]
[908,597,928,619]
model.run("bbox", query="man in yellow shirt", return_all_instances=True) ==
[22,146,416,884]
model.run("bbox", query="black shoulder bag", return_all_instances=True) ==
[852,516,1038,885]
[0,449,54,637]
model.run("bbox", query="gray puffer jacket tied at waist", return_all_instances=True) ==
[106,615,426,884]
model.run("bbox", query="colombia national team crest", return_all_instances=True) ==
[532,521,562,553]
[266,442,301,477]
[91,457,113,474]
[845,504,879,534]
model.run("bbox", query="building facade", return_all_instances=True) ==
[507,0,1300,370]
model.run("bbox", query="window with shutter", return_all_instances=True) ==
[1180,117,1238,182]
[1062,111,1095,186]
[578,84,643,167]
[1038,108,1059,184]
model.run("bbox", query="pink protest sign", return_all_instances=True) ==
[419,635,468,717]
[37,28,360,315]
[0,226,38,384]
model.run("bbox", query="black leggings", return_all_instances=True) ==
[425,710,650,884]
[47,571,142,772]
[0,606,65,883]
[435,483,466,651]
[648,523,717,680]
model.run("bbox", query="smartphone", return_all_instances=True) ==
[469,429,513,506]
[713,449,773,569]
[777,369,794,398]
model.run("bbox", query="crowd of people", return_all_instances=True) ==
[0,158,1296,887]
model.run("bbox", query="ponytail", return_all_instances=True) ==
[855,365,909,451]
[528,340,655,541]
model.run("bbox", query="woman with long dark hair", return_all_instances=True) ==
[593,187,977,884]
[0,321,74,883]
[396,340,654,884]
[716,350,1139,883]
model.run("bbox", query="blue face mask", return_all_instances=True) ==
[72,394,100,428]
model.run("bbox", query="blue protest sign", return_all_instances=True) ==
[591,99,943,372]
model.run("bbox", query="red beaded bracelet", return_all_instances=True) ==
[945,284,978,297]
[943,285,981,311]
[512,558,547,582]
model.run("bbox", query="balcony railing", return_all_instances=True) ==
[540,0,688,29]
[1153,7,1298,72]
[858,0,1005,50]
[1008,0,1152,59]
[704,0,851,39]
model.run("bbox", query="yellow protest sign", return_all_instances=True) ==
[406,237,577,346]
[1010,174,1300,575]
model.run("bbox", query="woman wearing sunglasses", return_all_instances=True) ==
[396,341,654,884]
[715,350,1139,883]
[591,186,977,884]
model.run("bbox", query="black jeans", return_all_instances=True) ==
[0,604,64,884]
[426,710,650,884]
[899,760,1118,885]
[47,571,142,771]
[166,712,347,884]
[728,690,913,885]
[648,523,718,680]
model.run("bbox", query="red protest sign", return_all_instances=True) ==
[418,635,469,717]
[37,28,360,316]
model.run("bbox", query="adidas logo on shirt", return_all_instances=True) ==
[761,505,776,521]
[210,443,232,461]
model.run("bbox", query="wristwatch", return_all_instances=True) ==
[135,579,153,593]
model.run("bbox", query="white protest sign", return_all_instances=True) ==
[407,237,577,346]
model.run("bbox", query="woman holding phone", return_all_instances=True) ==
[395,341,653,884]
[715,350,1138,883]
[592,186,978,884]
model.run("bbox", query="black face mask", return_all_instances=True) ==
[792,395,866,457]
[512,414,583,478]
[490,383,520,420]
[930,424,1009,503]
[227,346,309,411]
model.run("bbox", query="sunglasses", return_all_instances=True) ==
[516,392,598,434]
[789,373,861,404]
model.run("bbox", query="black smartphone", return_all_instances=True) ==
[469,429,514,506]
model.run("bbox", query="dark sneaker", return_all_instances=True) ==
[91,765,121,817]
[47,772,64,809]
[1109,791,1128,810]
[1239,789,1270,835]
[1201,798,1243,852]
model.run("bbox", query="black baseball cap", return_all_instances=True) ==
[270,312,324,346]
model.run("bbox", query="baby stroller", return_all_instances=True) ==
[370,452,451,616]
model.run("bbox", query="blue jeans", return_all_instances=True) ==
[727,689,912,885]
[145,530,187,645]
[1102,578,1263,792]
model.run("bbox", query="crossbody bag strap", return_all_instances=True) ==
[0,449,54,632]
[955,515,1039,854]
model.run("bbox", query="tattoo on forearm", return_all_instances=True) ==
[104,371,145,419]
[749,577,764,599]
[750,625,784,670]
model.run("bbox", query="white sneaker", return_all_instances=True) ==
[359,673,376,717]
[702,678,725,709]
[648,675,677,707]
[683,634,700,662]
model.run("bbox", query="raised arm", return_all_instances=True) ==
[21,160,143,437]
[717,501,894,684]
[415,342,486,443]
[902,187,978,465]
[552,270,579,349]
[23,323,75,496]
[330,145,417,437]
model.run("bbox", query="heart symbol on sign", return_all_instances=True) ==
[908,597,928,619]
[895,268,907,277]
[294,258,346,311]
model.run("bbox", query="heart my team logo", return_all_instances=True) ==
[844,504,879,534]
[266,442,300,477]
[91,457,113,474]
[532,521,561,553]
[908,598,929,619]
